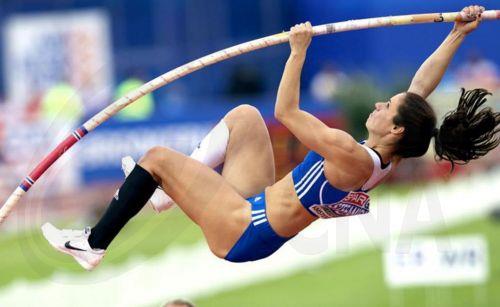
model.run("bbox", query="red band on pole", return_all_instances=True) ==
[29,134,78,182]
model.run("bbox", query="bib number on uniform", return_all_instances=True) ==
[309,191,370,219]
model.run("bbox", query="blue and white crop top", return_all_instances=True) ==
[291,144,392,219]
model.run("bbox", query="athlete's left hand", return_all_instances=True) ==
[453,5,484,35]
[289,22,313,55]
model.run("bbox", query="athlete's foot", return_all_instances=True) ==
[121,156,175,213]
[41,223,105,271]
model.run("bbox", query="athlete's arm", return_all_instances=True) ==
[408,5,484,99]
[274,22,358,160]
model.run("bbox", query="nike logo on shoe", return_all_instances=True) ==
[65,241,87,251]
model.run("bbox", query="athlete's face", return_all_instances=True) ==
[365,93,405,137]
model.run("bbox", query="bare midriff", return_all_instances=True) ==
[265,172,317,238]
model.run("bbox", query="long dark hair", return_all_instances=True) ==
[392,92,436,158]
[434,88,500,170]
[392,89,500,171]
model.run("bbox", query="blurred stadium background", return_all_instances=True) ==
[0,0,499,306]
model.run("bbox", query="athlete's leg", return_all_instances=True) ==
[92,146,251,257]
[138,146,251,257]
[130,104,275,211]
[221,104,275,197]
[44,106,273,266]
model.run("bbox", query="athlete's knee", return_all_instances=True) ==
[235,104,262,121]
[139,146,170,174]
[225,104,263,127]
[141,146,168,162]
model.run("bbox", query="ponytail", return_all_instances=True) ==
[434,88,500,170]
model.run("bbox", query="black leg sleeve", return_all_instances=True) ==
[88,164,158,250]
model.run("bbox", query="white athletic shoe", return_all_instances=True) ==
[41,222,105,271]
[121,156,175,213]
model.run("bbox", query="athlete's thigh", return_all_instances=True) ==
[140,147,250,255]
[221,107,275,198]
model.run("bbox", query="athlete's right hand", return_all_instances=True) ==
[453,5,484,35]
[289,22,313,55]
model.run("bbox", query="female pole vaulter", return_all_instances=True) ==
[43,5,499,270]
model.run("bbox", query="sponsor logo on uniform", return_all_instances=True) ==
[310,191,370,219]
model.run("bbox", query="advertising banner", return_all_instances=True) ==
[384,235,489,287]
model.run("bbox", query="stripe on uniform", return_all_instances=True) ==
[295,161,324,195]
[294,160,322,189]
[253,218,267,226]
[298,165,324,199]
[252,213,266,221]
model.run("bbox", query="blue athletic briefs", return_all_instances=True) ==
[224,192,291,262]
